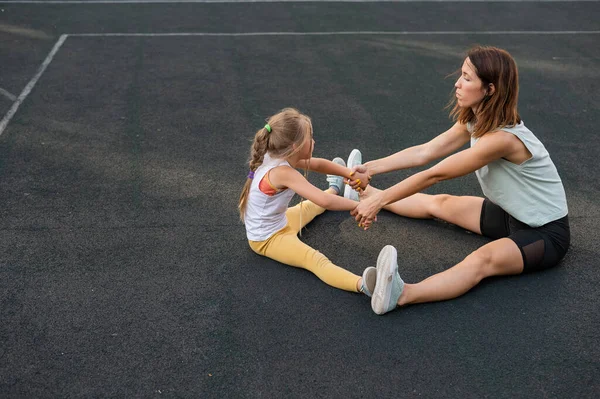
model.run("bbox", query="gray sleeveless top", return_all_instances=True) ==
[469,121,568,227]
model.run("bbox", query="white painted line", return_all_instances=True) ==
[0,88,17,102]
[70,30,600,37]
[1,28,597,136]
[2,0,599,3]
[0,35,68,137]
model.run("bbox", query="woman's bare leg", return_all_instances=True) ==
[398,238,523,306]
[362,186,484,234]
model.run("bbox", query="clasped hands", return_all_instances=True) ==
[344,165,382,230]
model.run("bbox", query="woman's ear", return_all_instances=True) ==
[488,83,496,96]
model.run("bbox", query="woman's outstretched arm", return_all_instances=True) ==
[357,122,471,181]
[351,130,519,228]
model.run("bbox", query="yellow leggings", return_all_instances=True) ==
[249,200,360,292]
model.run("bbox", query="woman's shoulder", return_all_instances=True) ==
[497,121,542,144]
[479,128,524,148]
[497,120,530,133]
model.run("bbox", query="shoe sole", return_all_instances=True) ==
[371,245,398,315]
[343,188,358,200]
[362,266,377,297]
[332,157,346,167]
[344,149,361,200]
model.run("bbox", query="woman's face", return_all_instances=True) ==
[454,57,488,111]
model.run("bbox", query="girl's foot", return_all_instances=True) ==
[326,157,346,195]
[344,149,362,201]
[359,267,377,297]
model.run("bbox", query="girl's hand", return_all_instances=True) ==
[350,190,383,230]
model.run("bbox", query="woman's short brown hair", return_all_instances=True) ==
[449,46,521,138]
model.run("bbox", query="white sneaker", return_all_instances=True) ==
[343,149,362,201]
[326,157,346,195]
[371,245,404,315]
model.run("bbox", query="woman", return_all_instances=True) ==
[349,46,570,315]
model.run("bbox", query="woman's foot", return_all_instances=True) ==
[371,245,404,315]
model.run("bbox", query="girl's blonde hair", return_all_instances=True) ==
[448,46,521,138]
[238,108,313,221]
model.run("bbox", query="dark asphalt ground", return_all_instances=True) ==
[0,1,599,398]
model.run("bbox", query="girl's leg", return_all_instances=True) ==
[286,188,338,233]
[363,186,484,234]
[250,226,361,292]
[398,238,523,306]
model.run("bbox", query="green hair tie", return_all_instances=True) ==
[264,124,271,133]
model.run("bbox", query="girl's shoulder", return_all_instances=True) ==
[266,163,300,191]
[262,153,291,167]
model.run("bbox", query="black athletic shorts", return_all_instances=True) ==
[479,199,570,273]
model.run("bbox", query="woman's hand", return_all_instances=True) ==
[344,165,371,191]
[350,189,384,230]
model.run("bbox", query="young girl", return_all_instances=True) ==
[238,108,375,295]
[348,46,570,315]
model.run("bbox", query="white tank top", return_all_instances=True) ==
[244,153,296,241]
[469,121,568,227]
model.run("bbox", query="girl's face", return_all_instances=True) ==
[454,57,488,112]
[298,127,315,160]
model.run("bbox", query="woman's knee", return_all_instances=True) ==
[463,247,495,282]
[428,194,455,218]
[464,240,523,281]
